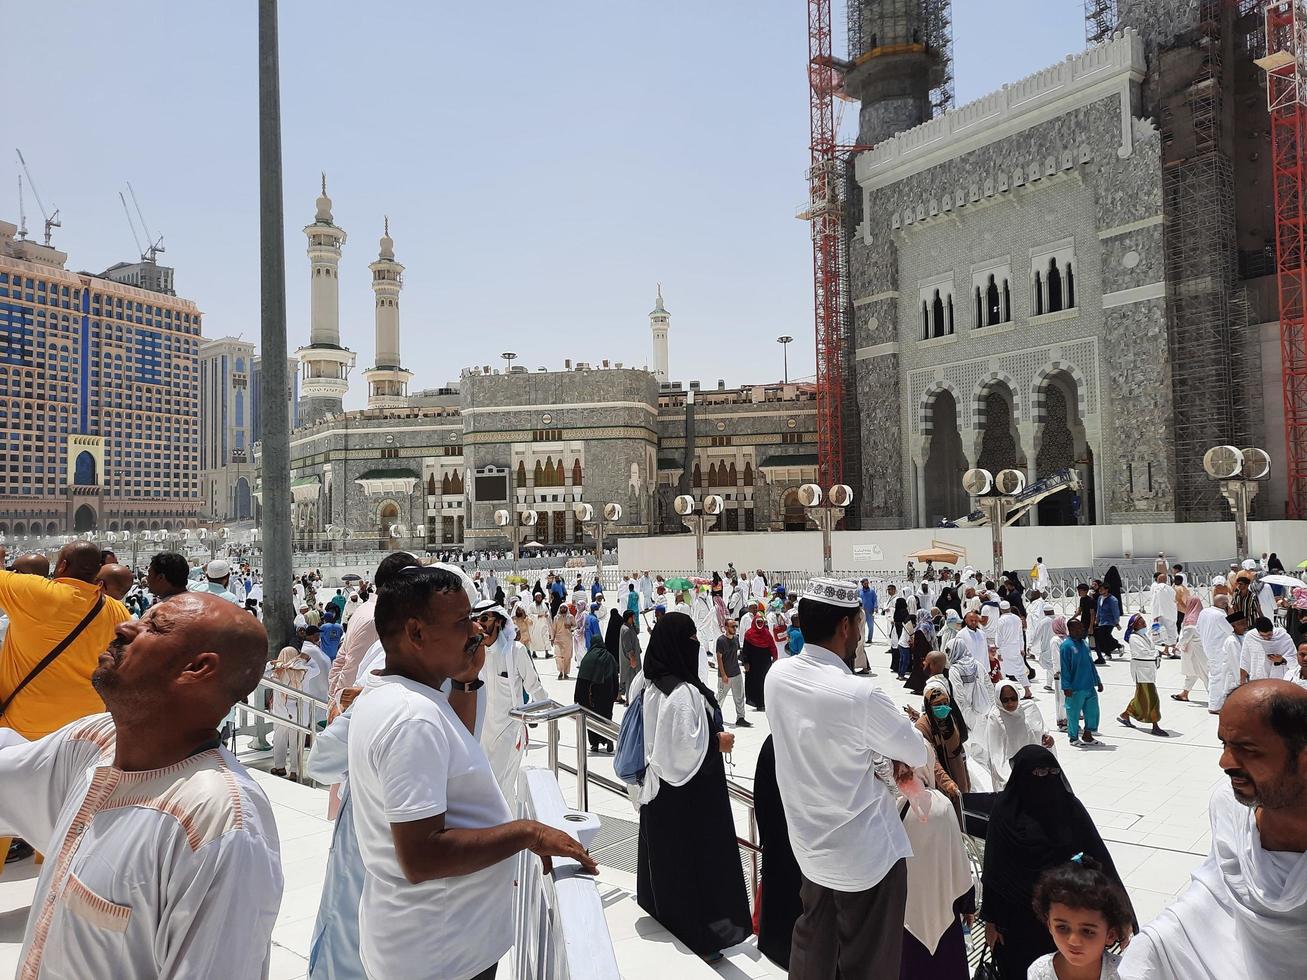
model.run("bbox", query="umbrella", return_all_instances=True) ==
[1262,573,1307,589]
[907,547,961,564]
[522,541,545,550]
[341,573,362,582]
[1296,559,1307,570]
[665,577,693,591]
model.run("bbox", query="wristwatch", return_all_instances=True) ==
[449,677,485,693]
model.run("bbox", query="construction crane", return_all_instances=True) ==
[802,0,862,490]
[125,181,165,262]
[1258,0,1307,517]
[14,149,60,246]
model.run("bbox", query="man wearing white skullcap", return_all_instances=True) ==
[765,577,927,980]
[995,600,1032,700]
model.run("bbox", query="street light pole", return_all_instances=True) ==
[962,468,1025,577]
[576,502,621,578]
[800,483,853,575]
[674,495,722,575]
[777,335,793,385]
[1203,446,1271,559]
[257,0,293,657]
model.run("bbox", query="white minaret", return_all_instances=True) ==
[650,284,670,383]
[295,175,356,424]
[362,217,413,409]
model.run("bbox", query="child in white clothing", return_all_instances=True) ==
[1027,856,1132,979]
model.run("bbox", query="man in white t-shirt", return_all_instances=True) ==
[347,565,596,980]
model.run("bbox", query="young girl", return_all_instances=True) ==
[1027,856,1132,979]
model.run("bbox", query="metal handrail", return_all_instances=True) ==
[511,699,762,890]
[234,674,333,781]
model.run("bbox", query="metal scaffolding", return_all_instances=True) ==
[1085,0,1118,48]
[1160,0,1239,520]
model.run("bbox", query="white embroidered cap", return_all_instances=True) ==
[801,576,861,609]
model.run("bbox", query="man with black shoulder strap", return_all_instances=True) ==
[0,540,131,864]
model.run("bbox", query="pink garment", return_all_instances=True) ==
[327,595,377,703]
[1182,595,1203,627]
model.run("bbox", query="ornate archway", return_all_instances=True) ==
[74,505,96,533]
[922,389,969,525]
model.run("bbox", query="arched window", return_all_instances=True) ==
[553,459,565,486]
[922,301,930,341]
[1002,280,1011,322]
[707,462,718,486]
[986,275,1000,325]
[572,458,583,486]
[516,460,527,488]
[693,462,702,488]
[742,462,754,486]
[427,473,437,495]
[931,290,944,338]
[1065,263,1075,309]
[947,295,955,335]
[442,473,452,494]
[974,287,983,328]
[1047,258,1063,313]
[452,471,464,495]
[533,460,545,487]
[727,462,738,485]
[1034,271,1044,315]
[235,357,245,373]
[73,451,96,486]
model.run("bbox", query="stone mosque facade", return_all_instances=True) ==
[264,189,823,553]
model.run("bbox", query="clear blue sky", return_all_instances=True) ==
[9,1,1084,409]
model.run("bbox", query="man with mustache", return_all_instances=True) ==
[0,592,283,977]
[346,565,595,980]
[1121,680,1307,979]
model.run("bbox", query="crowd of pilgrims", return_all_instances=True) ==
[1,542,1305,980]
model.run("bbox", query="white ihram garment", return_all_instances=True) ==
[1198,607,1235,711]
[1240,628,1296,682]
[995,613,1026,683]
[479,632,548,807]
[1120,785,1307,980]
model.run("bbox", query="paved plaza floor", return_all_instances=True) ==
[0,624,1222,978]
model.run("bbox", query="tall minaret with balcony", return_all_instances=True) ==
[362,218,413,409]
[295,176,355,424]
[650,284,670,384]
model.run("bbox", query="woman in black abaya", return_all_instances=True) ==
[603,609,625,666]
[634,612,752,961]
[980,745,1133,979]
[754,734,801,970]
[574,634,617,753]
[741,608,776,710]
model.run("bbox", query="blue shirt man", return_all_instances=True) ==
[859,579,878,641]
[584,605,602,647]
[1059,622,1103,744]
[1095,591,1121,627]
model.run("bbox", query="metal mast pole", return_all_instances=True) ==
[258,0,294,656]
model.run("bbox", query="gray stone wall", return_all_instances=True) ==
[851,85,1177,525]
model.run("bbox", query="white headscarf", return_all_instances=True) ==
[945,636,979,683]
[981,680,1047,791]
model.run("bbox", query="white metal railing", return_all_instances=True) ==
[513,767,618,980]
[232,674,331,781]
[512,701,762,895]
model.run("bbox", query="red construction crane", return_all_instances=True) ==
[1260,0,1307,516]
[803,0,859,490]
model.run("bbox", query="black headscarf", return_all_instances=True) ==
[643,611,719,709]
[604,609,624,661]
[937,586,961,616]
[980,745,1130,928]
[892,596,911,627]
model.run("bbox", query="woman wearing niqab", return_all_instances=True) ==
[980,745,1133,978]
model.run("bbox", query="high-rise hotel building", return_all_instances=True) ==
[0,218,202,539]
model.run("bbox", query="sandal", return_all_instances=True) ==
[1170,694,1189,702]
